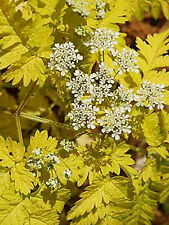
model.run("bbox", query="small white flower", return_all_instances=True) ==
[66,70,93,99]
[96,0,106,19]
[27,158,44,170]
[90,62,114,103]
[134,81,165,110]
[48,42,83,76]
[114,48,139,75]
[111,85,134,112]
[66,0,90,17]
[60,140,75,152]
[32,147,42,156]
[84,28,119,53]
[68,100,99,130]
[46,178,58,189]
[36,159,44,169]
[98,105,131,140]
[75,26,88,36]
[134,156,146,171]
[32,172,37,177]
[46,153,60,164]
[64,169,72,178]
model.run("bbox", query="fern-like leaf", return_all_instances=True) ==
[68,177,133,224]
[0,0,53,86]
[124,182,159,225]
[136,29,169,76]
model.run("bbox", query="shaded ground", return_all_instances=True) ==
[120,14,169,46]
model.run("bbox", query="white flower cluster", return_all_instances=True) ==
[27,147,44,170]
[90,62,114,103]
[32,147,42,156]
[27,148,60,172]
[96,0,106,19]
[98,105,131,140]
[60,140,75,152]
[46,178,58,189]
[75,26,88,36]
[46,153,60,164]
[84,28,119,54]
[27,158,44,170]
[48,42,83,76]
[67,62,114,103]
[114,48,139,75]
[68,100,99,130]
[66,0,90,17]
[67,62,118,130]
[66,70,93,99]
[27,148,72,188]
[112,85,134,112]
[134,81,165,110]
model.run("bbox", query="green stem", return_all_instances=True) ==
[20,112,74,130]
[0,105,85,138]
[15,114,23,146]
[17,81,37,114]
[103,51,105,62]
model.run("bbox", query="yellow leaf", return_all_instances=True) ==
[142,113,164,146]
[27,130,58,156]
[137,29,169,76]
[0,178,59,225]
[148,146,169,159]
[0,0,53,86]
[3,56,46,87]
[0,137,24,168]
[11,163,34,195]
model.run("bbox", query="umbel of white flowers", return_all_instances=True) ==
[66,0,90,17]
[27,148,72,189]
[84,28,120,55]
[134,81,165,110]
[48,28,166,140]
[98,105,131,140]
[96,0,106,19]
[60,139,75,152]
[48,42,83,76]
[27,149,60,171]
[68,99,99,130]
[46,177,58,189]
[114,48,139,75]
[66,60,135,137]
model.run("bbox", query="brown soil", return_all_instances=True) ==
[120,14,169,47]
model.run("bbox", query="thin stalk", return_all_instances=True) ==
[15,114,23,146]
[17,81,37,114]
[103,51,105,62]
[0,105,85,139]
[20,112,74,130]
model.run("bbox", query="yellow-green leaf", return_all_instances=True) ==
[142,113,164,146]
[11,163,34,195]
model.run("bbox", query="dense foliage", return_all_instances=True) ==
[0,0,169,224]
